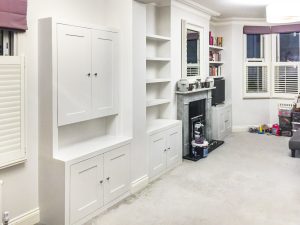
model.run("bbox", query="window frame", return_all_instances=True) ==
[271,33,300,99]
[0,30,18,56]
[243,34,271,98]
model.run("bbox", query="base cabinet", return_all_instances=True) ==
[149,124,182,179]
[70,155,104,224]
[211,104,232,140]
[69,144,130,224]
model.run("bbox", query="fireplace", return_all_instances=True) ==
[189,99,206,144]
[177,88,224,161]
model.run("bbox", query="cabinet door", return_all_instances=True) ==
[91,30,119,118]
[166,126,181,168]
[224,108,232,132]
[149,132,167,178]
[219,110,227,139]
[104,144,130,204]
[70,155,103,224]
[57,24,92,126]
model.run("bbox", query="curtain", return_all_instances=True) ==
[0,0,27,31]
[243,26,271,34]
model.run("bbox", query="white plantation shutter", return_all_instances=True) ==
[0,56,25,169]
[244,63,270,98]
[273,64,299,97]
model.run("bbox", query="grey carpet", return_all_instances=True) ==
[86,132,300,225]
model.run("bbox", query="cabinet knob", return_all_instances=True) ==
[99,180,103,184]
[164,149,167,152]
[87,73,91,77]
[168,147,171,150]
[106,177,110,181]
[94,73,98,77]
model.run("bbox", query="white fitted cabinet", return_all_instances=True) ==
[57,24,119,126]
[211,104,232,140]
[104,144,130,204]
[39,18,130,225]
[69,144,130,224]
[149,123,182,179]
[70,155,103,224]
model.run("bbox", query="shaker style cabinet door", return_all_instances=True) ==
[91,30,119,118]
[149,132,167,178]
[166,126,181,168]
[70,155,104,224]
[103,144,130,204]
[57,24,92,126]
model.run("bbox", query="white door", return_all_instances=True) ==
[57,24,92,126]
[91,30,118,118]
[70,155,103,224]
[166,126,181,168]
[149,132,167,178]
[104,144,130,204]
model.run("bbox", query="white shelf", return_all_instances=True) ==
[176,87,216,95]
[209,45,224,50]
[146,99,170,107]
[146,78,171,84]
[147,119,181,135]
[146,34,171,41]
[210,76,224,79]
[146,57,171,62]
[209,61,224,65]
[55,135,132,162]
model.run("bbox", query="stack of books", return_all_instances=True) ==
[209,51,221,61]
[209,66,222,76]
[209,32,223,47]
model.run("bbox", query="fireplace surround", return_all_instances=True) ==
[177,88,213,158]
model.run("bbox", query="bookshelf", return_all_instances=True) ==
[209,32,224,77]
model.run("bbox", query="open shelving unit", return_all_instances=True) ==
[209,42,224,77]
[145,3,176,133]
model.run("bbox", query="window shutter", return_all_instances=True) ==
[187,65,199,77]
[273,65,298,97]
[246,66,268,93]
[244,63,270,98]
[0,56,25,169]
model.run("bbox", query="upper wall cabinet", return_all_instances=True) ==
[56,24,119,126]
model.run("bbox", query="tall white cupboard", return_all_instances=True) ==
[38,18,131,225]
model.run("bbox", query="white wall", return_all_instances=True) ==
[171,0,211,119]
[0,0,132,220]
[213,22,294,130]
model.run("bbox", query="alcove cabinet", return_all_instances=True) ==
[39,18,131,225]
[57,24,119,126]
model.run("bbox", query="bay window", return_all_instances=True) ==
[244,25,300,99]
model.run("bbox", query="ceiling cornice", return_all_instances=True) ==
[174,0,220,17]
[211,17,267,26]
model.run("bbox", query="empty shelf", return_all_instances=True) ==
[146,99,170,107]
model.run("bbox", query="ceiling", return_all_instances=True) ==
[191,0,291,18]
[138,0,299,19]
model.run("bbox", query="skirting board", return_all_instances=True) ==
[232,124,273,133]
[9,208,40,225]
[131,175,149,194]
[232,126,249,132]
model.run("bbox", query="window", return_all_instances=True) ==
[247,34,264,60]
[0,30,16,56]
[277,32,300,62]
[244,34,270,98]
[272,32,300,98]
